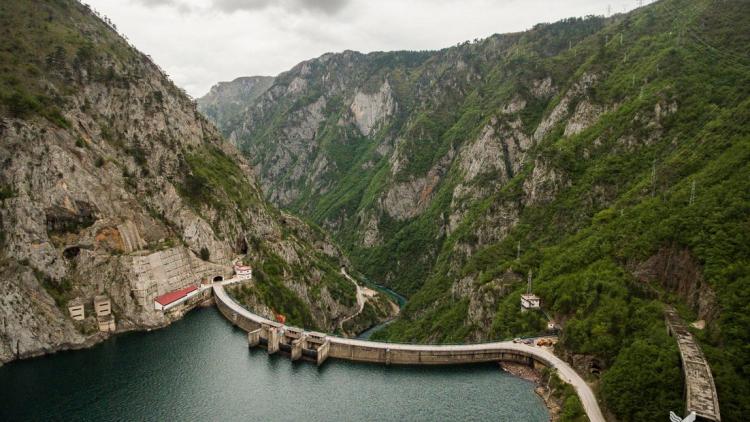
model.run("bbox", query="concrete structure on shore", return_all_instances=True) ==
[94,295,116,332]
[665,307,721,422]
[67,298,85,321]
[212,282,605,422]
[94,295,111,317]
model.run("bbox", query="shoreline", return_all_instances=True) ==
[0,295,215,367]
[500,361,561,422]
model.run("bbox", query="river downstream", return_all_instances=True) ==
[0,307,549,421]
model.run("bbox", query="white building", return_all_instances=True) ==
[521,293,541,311]
[154,285,200,311]
[234,262,253,281]
[520,270,541,311]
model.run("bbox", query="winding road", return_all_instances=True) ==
[338,268,366,330]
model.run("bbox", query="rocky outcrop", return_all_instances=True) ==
[0,0,367,365]
[382,151,453,221]
[632,245,718,322]
[534,73,598,141]
[197,76,275,142]
[564,100,605,137]
[350,81,395,136]
[523,159,569,207]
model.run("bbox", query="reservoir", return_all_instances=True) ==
[0,307,549,421]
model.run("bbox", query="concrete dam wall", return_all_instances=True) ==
[212,282,605,422]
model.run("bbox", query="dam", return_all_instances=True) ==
[213,281,605,422]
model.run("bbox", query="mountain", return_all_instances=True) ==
[197,76,274,145]
[0,0,395,364]
[200,0,750,420]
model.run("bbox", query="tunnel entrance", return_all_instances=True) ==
[236,237,248,255]
[213,276,224,282]
[63,246,81,259]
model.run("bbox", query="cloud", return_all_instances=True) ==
[130,0,193,14]
[92,0,636,97]
[131,0,178,7]
[211,0,351,15]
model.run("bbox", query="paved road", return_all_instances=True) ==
[214,282,605,422]
[338,269,366,330]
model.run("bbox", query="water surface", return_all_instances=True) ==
[0,308,549,421]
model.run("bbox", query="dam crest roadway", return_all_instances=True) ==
[212,280,606,422]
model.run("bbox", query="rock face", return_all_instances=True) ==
[0,0,385,365]
[199,23,610,297]
[197,76,275,145]
[350,81,395,136]
[200,5,748,399]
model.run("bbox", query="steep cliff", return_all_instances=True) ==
[197,76,274,146]
[0,0,392,365]
[201,0,750,420]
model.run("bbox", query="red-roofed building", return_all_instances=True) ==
[233,262,253,281]
[154,285,199,311]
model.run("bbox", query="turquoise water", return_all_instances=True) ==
[0,308,549,421]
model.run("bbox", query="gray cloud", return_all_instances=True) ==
[211,0,351,15]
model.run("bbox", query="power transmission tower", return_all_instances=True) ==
[527,270,533,295]
[690,180,696,205]
[517,241,521,262]
[607,4,612,16]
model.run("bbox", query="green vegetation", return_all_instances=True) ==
[179,145,259,218]
[0,185,15,201]
[0,0,137,124]
[228,273,316,330]
[210,0,750,420]
[372,1,749,418]
[540,368,587,422]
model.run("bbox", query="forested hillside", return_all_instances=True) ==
[202,0,750,420]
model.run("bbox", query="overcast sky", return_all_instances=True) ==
[87,0,638,97]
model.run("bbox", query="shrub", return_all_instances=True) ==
[199,247,210,261]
